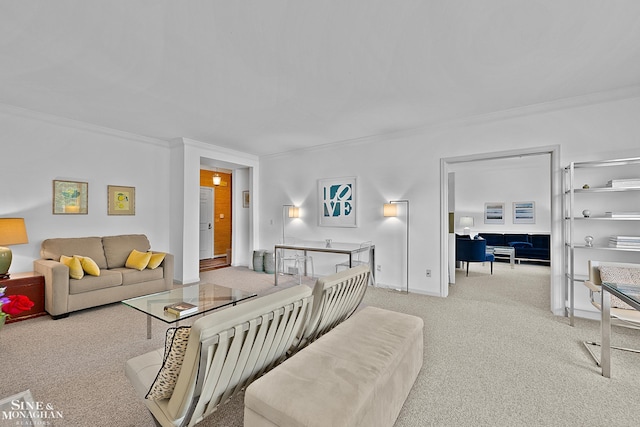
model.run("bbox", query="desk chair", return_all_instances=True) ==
[279,238,314,284]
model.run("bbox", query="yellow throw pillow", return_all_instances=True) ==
[147,252,166,269]
[126,249,152,271]
[76,255,101,276]
[60,255,84,280]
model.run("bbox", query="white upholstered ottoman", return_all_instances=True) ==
[244,306,424,427]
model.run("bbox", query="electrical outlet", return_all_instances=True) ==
[426,269,431,277]
[376,265,382,272]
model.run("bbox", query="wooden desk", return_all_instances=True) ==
[0,272,46,323]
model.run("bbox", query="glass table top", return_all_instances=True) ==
[122,283,257,324]
[602,282,640,310]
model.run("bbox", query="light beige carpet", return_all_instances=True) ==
[1,263,638,426]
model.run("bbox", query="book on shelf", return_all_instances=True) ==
[609,236,640,248]
[606,178,640,188]
[604,212,640,218]
[164,302,198,316]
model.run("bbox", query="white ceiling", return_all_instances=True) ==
[2,1,640,156]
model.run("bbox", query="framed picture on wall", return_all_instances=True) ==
[484,202,505,224]
[108,185,135,215]
[53,180,88,214]
[318,176,357,227]
[513,201,535,224]
[243,190,250,208]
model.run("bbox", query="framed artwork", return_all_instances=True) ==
[318,176,357,227]
[243,190,250,208]
[108,185,135,215]
[513,201,535,224]
[484,202,505,224]
[53,180,88,214]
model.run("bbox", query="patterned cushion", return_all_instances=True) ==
[146,326,191,400]
[598,266,640,309]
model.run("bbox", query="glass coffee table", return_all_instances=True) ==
[122,283,256,339]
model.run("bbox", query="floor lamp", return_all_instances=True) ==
[281,204,300,244]
[383,200,409,293]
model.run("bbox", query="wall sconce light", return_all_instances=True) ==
[459,216,474,236]
[213,173,221,186]
[0,218,29,279]
[288,206,300,218]
[383,200,410,293]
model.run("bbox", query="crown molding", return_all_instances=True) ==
[263,84,640,159]
[0,102,170,148]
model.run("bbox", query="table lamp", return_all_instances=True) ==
[0,218,29,279]
[459,216,474,236]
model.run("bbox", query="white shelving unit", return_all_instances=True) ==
[564,157,640,326]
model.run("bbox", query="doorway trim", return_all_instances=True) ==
[440,145,563,315]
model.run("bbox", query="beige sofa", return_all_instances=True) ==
[34,234,174,319]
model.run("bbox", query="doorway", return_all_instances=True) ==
[440,145,564,315]
[199,187,214,260]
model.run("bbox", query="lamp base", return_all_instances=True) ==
[0,246,13,278]
[463,227,470,236]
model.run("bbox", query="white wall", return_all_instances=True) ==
[259,94,640,311]
[452,155,551,235]
[0,106,172,273]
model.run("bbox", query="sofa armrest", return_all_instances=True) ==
[161,253,174,290]
[34,259,70,317]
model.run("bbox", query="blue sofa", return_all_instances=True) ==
[477,233,550,264]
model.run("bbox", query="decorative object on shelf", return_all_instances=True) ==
[0,286,34,329]
[325,239,332,248]
[609,236,640,249]
[582,184,590,189]
[318,176,357,227]
[584,235,594,247]
[484,202,505,224]
[582,209,591,218]
[53,180,88,214]
[459,216,474,235]
[604,211,640,218]
[0,218,29,279]
[513,201,535,224]
[108,185,135,215]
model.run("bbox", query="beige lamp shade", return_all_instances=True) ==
[0,218,28,277]
[0,218,28,246]
[288,206,300,218]
[383,203,398,217]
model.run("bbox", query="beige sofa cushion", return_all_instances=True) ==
[69,269,122,294]
[115,267,164,286]
[102,234,151,269]
[41,237,108,269]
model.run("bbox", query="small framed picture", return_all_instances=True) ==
[484,202,505,224]
[108,185,135,215]
[53,180,88,214]
[243,190,250,208]
[513,201,535,224]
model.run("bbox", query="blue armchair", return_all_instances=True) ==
[456,238,494,276]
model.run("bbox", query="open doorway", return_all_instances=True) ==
[440,145,564,315]
[199,168,233,271]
